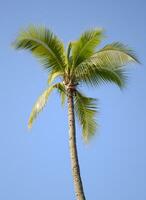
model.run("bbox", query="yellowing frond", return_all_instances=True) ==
[28,86,55,129]
[28,82,67,129]
[48,71,63,85]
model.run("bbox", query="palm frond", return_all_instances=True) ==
[75,61,127,88]
[13,25,67,71]
[72,28,104,67]
[74,91,98,141]
[48,70,63,85]
[75,42,139,88]
[28,83,65,128]
[97,42,140,63]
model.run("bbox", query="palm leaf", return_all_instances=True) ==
[96,42,139,63]
[72,28,104,67]
[48,70,63,85]
[74,91,98,141]
[28,83,65,128]
[13,25,67,71]
[75,61,127,88]
[75,42,139,88]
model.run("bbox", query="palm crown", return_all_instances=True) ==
[13,25,139,141]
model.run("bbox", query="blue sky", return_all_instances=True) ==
[0,0,146,199]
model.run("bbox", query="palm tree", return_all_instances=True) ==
[13,26,139,200]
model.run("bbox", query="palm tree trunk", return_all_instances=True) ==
[67,89,86,200]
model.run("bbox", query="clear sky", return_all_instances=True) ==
[0,0,146,199]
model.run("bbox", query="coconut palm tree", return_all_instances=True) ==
[13,26,139,200]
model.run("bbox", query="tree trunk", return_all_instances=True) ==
[67,90,86,200]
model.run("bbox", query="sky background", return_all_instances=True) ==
[0,0,146,199]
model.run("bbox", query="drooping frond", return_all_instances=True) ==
[72,28,104,67]
[48,70,63,85]
[28,83,66,128]
[13,25,67,71]
[97,42,139,63]
[75,60,127,88]
[74,91,98,141]
[75,42,139,88]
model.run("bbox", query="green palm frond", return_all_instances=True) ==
[72,28,104,67]
[97,42,139,63]
[13,25,67,71]
[48,70,63,85]
[75,42,139,88]
[75,61,127,88]
[28,83,65,128]
[74,91,98,141]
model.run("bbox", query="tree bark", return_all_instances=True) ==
[67,89,86,200]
